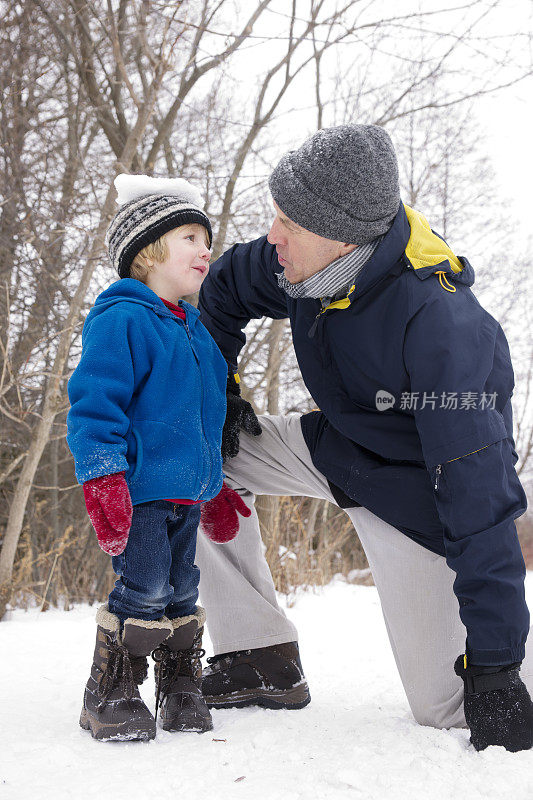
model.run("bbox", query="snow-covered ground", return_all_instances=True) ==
[1,575,532,800]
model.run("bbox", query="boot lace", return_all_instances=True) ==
[97,633,146,710]
[152,641,206,723]
[206,649,251,672]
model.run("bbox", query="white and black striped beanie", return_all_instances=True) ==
[106,174,212,278]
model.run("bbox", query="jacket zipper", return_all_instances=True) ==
[434,444,492,492]
[308,300,330,338]
[182,316,213,501]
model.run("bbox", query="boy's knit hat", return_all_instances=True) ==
[106,174,212,278]
[269,124,400,244]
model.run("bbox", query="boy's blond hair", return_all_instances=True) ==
[129,223,210,283]
[130,235,169,283]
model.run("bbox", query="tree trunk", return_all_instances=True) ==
[256,320,285,556]
[0,184,120,618]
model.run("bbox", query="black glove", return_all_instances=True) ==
[221,372,262,462]
[454,654,533,752]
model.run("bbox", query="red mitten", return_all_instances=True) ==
[82,471,133,556]
[200,483,252,543]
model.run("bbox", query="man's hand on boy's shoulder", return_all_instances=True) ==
[83,471,132,556]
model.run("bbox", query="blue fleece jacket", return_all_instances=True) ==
[67,279,227,505]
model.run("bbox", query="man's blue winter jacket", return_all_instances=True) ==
[67,279,227,505]
[198,203,529,666]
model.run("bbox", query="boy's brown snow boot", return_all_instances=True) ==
[79,605,173,741]
[152,607,213,733]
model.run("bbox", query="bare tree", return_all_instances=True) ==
[0,0,274,614]
[1,0,532,614]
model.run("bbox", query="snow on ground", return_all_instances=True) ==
[1,575,532,800]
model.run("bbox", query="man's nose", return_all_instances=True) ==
[267,218,283,245]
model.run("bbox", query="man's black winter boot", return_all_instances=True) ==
[202,641,311,710]
[454,654,533,752]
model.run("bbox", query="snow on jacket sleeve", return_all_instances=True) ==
[403,293,529,665]
[198,236,288,369]
[66,310,138,484]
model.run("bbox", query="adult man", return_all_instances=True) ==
[196,124,533,752]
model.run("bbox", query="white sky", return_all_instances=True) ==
[478,78,533,244]
[473,0,533,247]
[225,0,533,249]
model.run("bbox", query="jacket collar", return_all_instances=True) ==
[94,278,201,324]
[317,202,475,312]
[403,205,474,287]
[318,203,410,310]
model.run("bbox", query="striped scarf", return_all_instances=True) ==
[276,235,383,300]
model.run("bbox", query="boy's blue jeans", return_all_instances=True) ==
[108,500,201,623]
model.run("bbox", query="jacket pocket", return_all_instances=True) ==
[126,427,143,484]
[433,443,494,492]
[130,419,203,497]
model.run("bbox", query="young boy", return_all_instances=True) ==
[67,174,249,742]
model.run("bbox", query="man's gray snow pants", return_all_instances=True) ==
[196,413,533,729]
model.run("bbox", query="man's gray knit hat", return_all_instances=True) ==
[106,174,212,278]
[269,124,400,244]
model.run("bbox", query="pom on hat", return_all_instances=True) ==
[106,173,212,278]
[114,174,204,209]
